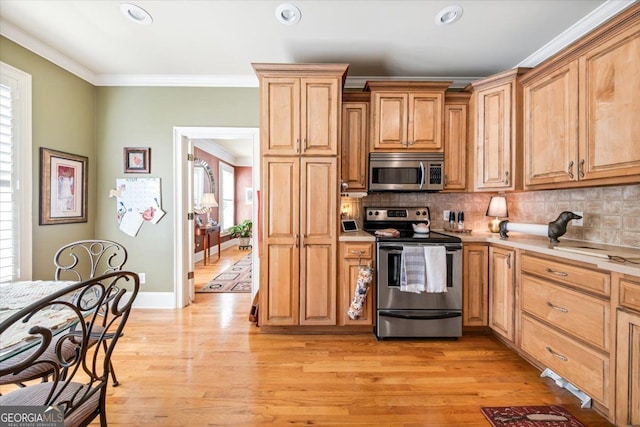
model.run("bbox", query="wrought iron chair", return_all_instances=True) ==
[0,240,128,390]
[0,271,139,426]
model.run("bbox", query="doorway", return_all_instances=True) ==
[173,127,260,308]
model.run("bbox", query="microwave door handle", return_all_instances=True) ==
[419,162,425,189]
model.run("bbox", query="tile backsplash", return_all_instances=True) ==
[342,184,640,248]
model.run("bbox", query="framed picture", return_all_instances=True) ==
[40,148,88,225]
[124,147,150,173]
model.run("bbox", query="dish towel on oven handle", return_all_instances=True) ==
[347,262,374,320]
[424,246,447,293]
[400,246,427,293]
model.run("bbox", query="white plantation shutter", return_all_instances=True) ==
[220,162,234,231]
[0,62,32,283]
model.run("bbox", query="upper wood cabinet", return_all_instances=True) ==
[340,92,369,192]
[444,92,471,191]
[253,63,348,156]
[470,68,530,191]
[365,81,450,151]
[522,6,640,189]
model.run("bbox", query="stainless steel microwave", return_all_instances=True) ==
[369,152,444,192]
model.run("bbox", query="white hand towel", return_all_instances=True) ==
[424,246,447,293]
[400,246,426,293]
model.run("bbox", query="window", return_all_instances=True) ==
[0,62,32,283]
[219,162,234,231]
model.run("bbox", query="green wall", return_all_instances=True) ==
[95,87,259,293]
[0,36,96,279]
[1,36,260,294]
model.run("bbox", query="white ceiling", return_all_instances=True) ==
[1,0,635,89]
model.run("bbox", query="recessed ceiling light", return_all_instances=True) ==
[435,5,463,26]
[276,3,302,25]
[120,3,153,25]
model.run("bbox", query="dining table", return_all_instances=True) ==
[0,279,78,362]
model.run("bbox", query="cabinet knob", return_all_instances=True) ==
[578,159,585,178]
[504,170,510,186]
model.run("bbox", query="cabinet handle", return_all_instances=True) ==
[295,234,299,248]
[546,301,568,313]
[302,138,307,153]
[295,138,300,153]
[444,174,448,186]
[578,159,585,178]
[545,267,568,277]
[546,346,568,362]
[408,140,415,146]
[350,250,366,255]
[506,254,511,268]
[567,160,574,179]
[505,170,509,185]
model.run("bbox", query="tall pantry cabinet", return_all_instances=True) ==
[253,64,348,326]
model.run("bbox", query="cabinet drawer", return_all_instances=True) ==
[342,244,372,259]
[620,277,640,312]
[521,275,609,351]
[521,315,609,405]
[521,253,610,296]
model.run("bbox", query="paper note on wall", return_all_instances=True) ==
[119,210,144,237]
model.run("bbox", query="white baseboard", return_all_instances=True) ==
[132,292,177,309]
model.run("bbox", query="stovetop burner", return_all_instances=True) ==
[363,206,461,244]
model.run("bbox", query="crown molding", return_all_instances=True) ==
[2,0,635,88]
[0,18,97,84]
[515,0,636,68]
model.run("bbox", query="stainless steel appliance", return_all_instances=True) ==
[368,152,444,192]
[363,207,463,339]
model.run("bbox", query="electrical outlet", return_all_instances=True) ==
[573,212,584,227]
[139,273,146,284]
[443,210,451,221]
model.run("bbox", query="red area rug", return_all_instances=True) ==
[481,405,585,427]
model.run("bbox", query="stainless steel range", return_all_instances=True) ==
[363,207,463,339]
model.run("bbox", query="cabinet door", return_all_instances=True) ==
[261,77,300,155]
[475,83,514,190]
[301,77,341,156]
[261,158,300,325]
[489,246,515,341]
[341,102,369,191]
[579,25,640,181]
[524,61,579,187]
[408,92,443,150]
[299,157,337,325]
[339,243,375,326]
[616,309,640,426]
[371,92,408,150]
[444,101,468,190]
[463,244,489,326]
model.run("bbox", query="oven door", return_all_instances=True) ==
[376,243,462,311]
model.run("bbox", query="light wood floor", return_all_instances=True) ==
[85,247,611,425]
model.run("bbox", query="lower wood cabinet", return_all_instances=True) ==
[338,242,375,326]
[616,309,640,427]
[463,243,489,326]
[489,245,516,342]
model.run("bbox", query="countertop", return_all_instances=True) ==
[339,228,640,276]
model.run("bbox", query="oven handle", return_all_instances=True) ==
[379,310,462,320]
[379,245,462,253]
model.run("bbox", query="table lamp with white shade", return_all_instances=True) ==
[201,192,218,224]
[485,195,508,233]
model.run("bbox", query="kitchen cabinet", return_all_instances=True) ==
[444,92,471,191]
[463,243,489,326]
[489,245,516,342]
[340,92,369,192]
[523,7,640,189]
[261,157,338,326]
[470,68,530,191]
[365,81,450,151]
[338,242,375,326]
[253,63,348,156]
[519,252,612,413]
[615,273,640,427]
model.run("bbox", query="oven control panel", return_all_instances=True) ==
[365,207,431,222]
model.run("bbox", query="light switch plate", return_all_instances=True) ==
[443,210,451,221]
